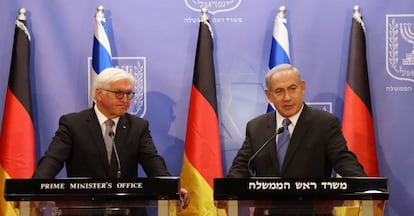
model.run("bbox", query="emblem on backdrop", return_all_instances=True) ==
[184,0,242,15]
[386,14,414,83]
[88,57,147,118]
[307,102,332,113]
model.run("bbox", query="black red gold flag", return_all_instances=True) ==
[0,8,35,215]
[342,6,379,177]
[180,9,226,215]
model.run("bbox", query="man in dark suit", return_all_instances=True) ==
[33,67,189,213]
[227,64,366,215]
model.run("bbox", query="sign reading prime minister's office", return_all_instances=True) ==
[40,181,143,190]
[4,178,180,201]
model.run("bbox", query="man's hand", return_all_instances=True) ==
[180,188,190,209]
[215,200,227,209]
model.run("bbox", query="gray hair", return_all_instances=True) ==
[265,64,302,89]
[94,67,135,90]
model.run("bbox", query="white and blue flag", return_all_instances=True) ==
[267,6,290,112]
[89,5,112,107]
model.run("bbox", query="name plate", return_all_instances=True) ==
[5,177,180,201]
[214,177,389,200]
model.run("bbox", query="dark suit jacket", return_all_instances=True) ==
[228,104,366,178]
[33,108,170,178]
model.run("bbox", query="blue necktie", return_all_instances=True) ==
[277,118,291,168]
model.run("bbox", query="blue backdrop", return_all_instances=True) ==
[1,1,413,215]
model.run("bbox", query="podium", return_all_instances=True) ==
[4,177,181,216]
[214,177,389,216]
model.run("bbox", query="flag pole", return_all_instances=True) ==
[17,8,27,21]
[96,5,105,20]
[278,6,286,19]
[201,7,208,22]
[352,5,365,32]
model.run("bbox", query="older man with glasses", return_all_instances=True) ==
[32,67,189,213]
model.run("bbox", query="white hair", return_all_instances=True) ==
[94,67,135,90]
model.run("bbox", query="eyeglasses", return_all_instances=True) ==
[100,89,135,100]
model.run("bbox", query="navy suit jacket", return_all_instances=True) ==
[33,108,170,178]
[228,104,366,178]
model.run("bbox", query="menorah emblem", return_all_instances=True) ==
[400,23,414,65]
[386,14,414,83]
[117,58,147,118]
[88,57,147,118]
[184,0,242,15]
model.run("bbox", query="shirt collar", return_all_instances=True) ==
[94,105,120,127]
[276,103,304,128]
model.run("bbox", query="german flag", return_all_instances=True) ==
[0,8,35,215]
[180,9,226,215]
[342,6,379,177]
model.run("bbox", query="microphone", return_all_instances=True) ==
[247,127,284,177]
[109,131,122,178]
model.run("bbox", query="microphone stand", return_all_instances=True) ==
[109,131,122,178]
[247,127,284,177]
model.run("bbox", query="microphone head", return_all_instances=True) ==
[277,127,284,134]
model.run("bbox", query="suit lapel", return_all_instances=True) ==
[86,108,111,171]
[263,113,280,175]
[114,114,129,156]
[282,104,311,172]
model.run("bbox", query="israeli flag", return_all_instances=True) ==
[89,5,112,107]
[267,6,290,112]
